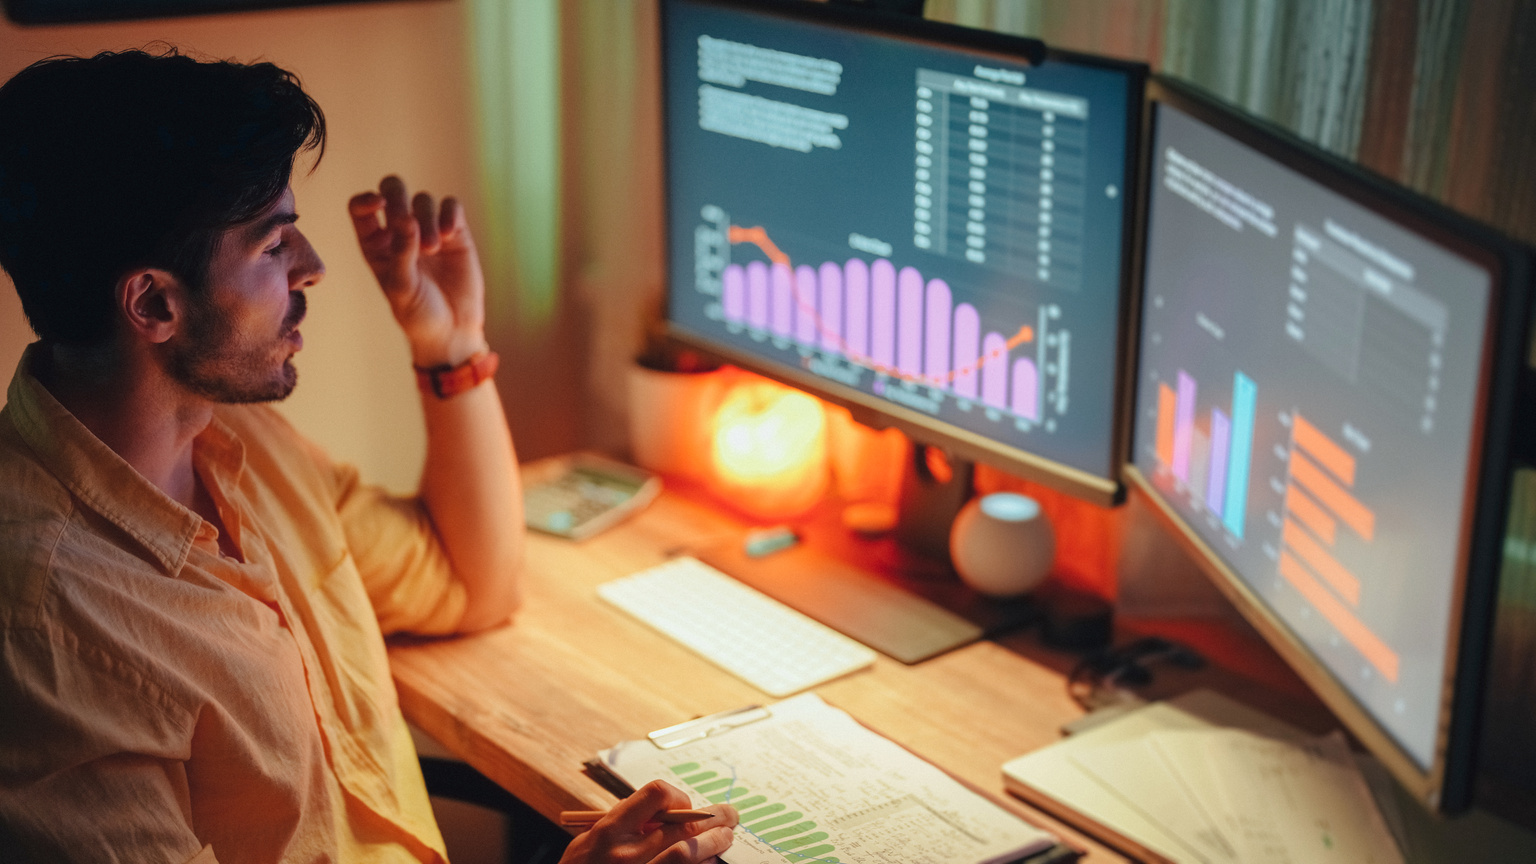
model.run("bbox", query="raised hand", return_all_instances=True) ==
[560,781,737,864]
[348,175,488,368]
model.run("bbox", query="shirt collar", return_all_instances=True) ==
[5,343,245,576]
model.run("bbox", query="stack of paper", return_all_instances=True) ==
[1002,690,1404,864]
[1071,727,1401,863]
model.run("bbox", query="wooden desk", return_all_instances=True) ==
[388,482,1134,862]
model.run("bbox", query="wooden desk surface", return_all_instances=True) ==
[388,483,1132,861]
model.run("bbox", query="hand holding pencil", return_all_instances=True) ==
[555,780,738,864]
[561,809,715,828]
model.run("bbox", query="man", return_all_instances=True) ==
[0,49,736,863]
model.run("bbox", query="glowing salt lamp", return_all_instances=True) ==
[708,380,829,520]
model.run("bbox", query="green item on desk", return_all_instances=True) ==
[743,526,799,558]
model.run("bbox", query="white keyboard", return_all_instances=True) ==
[598,556,878,697]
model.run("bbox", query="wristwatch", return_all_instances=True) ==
[414,350,500,399]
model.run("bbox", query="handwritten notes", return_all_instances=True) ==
[602,693,1057,864]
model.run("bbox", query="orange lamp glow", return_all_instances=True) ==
[708,380,828,520]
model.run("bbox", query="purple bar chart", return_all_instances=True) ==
[1153,369,1258,538]
[898,266,924,379]
[771,263,793,339]
[1012,358,1039,421]
[925,277,952,386]
[795,265,818,345]
[710,215,1070,429]
[818,262,842,353]
[1171,370,1197,483]
[953,303,980,399]
[723,253,1051,425]
[1206,409,1231,515]
[981,332,1009,409]
[871,260,896,369]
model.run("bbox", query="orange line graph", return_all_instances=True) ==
[728,225,791,267]
[726,225,1034,388]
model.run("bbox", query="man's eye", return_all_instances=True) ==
[265,241,286,256]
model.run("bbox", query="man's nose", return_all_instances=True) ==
[292,233,324,289]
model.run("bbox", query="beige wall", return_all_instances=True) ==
[0,0,478,492]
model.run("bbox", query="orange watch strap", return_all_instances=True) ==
[415,350,500,399]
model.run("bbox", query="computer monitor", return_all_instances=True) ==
[1126,77,1534,812]
[659,0,1144,507]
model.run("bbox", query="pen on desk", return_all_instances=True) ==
[559,809,714,827]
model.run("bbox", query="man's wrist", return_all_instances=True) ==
[409,334,490,370]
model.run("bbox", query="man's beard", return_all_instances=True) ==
[168,291,306,404]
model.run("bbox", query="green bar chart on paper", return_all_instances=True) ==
[597,694,1056,864]
[670,761,838,862]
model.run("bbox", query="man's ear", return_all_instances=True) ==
[117,268,187,345]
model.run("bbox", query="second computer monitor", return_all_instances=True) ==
[1128,78,1531,812]
[660,0,1144,504]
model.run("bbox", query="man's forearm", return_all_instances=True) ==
[418,377,523,632]
[349,177,520,631]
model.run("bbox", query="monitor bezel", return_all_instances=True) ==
[1124,74,1533,813]
[656,0,1148,508]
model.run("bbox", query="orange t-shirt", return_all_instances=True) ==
[0,347,468,863]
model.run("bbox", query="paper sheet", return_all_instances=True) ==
[1150,729,1293,862]
[601,693,1056,864]
[1002,690,1292,863]
[1151,728,1404,864]
[1069,737,1236,864]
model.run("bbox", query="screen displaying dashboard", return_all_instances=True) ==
[1131,99,1496,776]
[661,0,1140,497]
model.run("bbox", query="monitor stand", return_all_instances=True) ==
[695,445,1044,664]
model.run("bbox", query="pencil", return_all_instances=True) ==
[559,809,714,827]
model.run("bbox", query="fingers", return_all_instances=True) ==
[347,191,386,252]
[413,191,440,254]
[346,176,417,292]
[558,789,737,864]
[648,803,736,837]
[643,802,737,864]
[347,191,382,228]
[609,780,694,834]
[379,175,417,258]
[650,826,736,864]
[439,196,472,249]
[350,176,457,286]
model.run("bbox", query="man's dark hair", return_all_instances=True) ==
[0,47,325,345]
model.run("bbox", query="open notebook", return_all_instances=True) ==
[589,693,1072,864]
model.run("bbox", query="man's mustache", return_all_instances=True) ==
[283,292,307,332]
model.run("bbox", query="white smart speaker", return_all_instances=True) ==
[949,493,1056,597]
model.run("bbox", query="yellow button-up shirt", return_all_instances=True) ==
[0,347,468,863]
